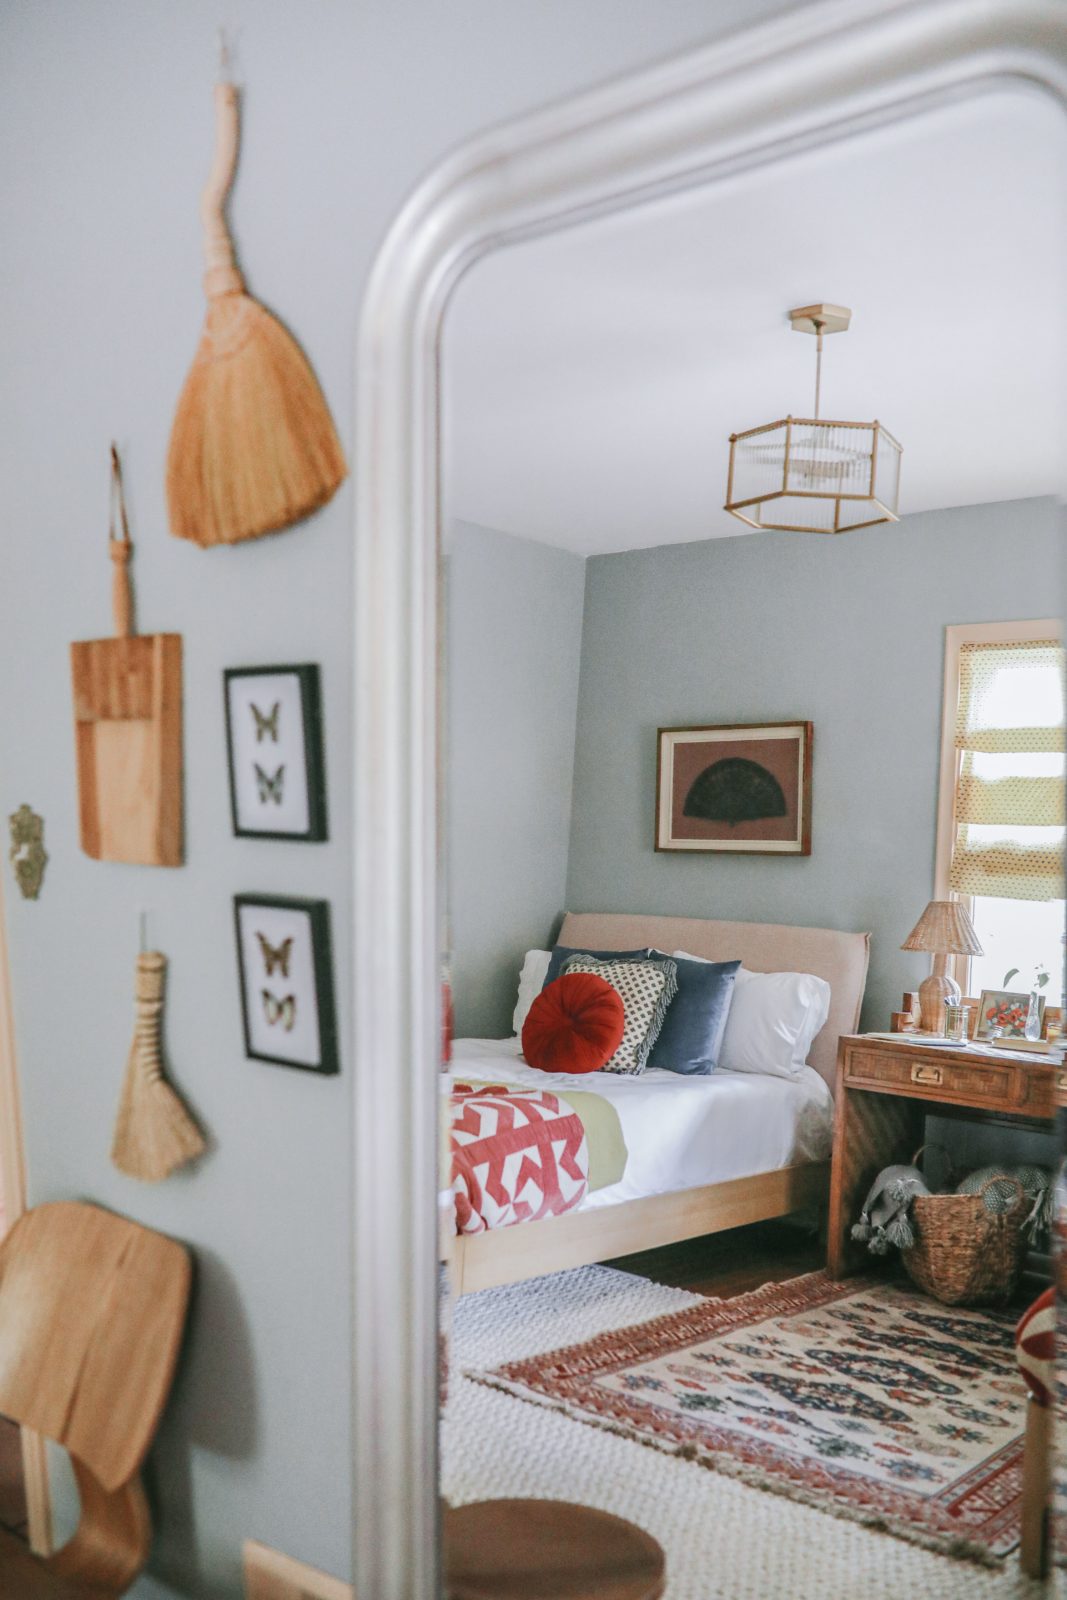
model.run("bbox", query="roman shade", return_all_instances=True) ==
[948,639,1065,902]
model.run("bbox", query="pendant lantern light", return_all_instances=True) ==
[724,303,902,534]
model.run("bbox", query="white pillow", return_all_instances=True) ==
[512,949,552,1035]
[673,953,830,1079]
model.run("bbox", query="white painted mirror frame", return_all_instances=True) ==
[352,2,1067,1594]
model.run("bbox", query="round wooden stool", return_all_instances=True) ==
[445,1498,666,1600]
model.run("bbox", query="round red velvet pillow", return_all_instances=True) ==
[521,973,625,1074]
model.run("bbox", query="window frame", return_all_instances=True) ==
[934,617,1062,994]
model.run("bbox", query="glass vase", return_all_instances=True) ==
[1024,990,1043,1041]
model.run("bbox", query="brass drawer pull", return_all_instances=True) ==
[911,1063,943,1087]
[1057,1070,1067,1093]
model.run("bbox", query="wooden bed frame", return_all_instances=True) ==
[450,911,870,1296]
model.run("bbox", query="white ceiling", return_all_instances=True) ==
[443,87,1067,556]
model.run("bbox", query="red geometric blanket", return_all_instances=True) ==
[450,1081,589,1235]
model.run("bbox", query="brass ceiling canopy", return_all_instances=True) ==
[724,302,902,535]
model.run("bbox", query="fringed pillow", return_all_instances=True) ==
[562,954,678,1075]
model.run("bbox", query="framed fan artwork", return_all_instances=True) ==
[234,894,339,1074]
[656,721,813,855]
[224,665,328,841]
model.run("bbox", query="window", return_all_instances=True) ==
[936,621,1065,1005]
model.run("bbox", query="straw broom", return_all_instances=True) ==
[111,951,206,1182]
[166,63,346,547]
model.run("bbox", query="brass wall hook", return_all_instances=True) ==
[9,805,47,900]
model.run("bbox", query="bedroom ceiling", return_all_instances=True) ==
[443,87,1067,556]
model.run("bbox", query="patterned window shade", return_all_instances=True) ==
[948,639,1065,902]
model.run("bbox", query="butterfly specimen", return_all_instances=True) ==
[255,763,285,804]
[256,932,293,979]
[251,701,280,742]
[262,990,296,1031]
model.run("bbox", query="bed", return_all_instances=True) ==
[447,911,869,1296]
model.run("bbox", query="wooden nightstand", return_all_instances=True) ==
[827,1033,1056,1277]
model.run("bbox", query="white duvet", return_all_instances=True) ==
[452,1036,833,1212]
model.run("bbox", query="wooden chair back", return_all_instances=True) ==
[0,1201,191,1491]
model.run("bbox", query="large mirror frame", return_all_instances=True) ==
[351,2,1067,1594]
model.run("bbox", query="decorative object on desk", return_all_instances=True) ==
[70,446,183,866]
[656,721,812,854]
[723,303,902,534]
[8,805,47,900]
[166,38,346,548]
[900,899,983,1031]
[943,1001,972,1042]
[111,921,206,1182]
[234,894,338,1074]
[224,665,327,840]
[976,987,1042,1040]
[1017,963,1050,1040]
[850,1159,930,1255]
[890,991,922,1033]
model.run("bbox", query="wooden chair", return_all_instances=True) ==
[0,1201,191,1598]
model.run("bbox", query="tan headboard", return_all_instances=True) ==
[558,912,870,1092]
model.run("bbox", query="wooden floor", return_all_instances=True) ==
[0,1416,27,1545]
[607,1217,822,1300]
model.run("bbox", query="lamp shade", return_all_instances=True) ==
[901,899,984,957]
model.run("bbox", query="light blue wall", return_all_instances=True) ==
[448,522,586,1037]
[565,498,1063,1035]
[0,2,806,1595]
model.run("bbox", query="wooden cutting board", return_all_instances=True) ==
[70,448,183,867]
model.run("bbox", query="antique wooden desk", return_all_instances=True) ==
[827,1032,1057,1277]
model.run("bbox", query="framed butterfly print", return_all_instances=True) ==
[233,894,339,1074]
[224,665,328,841]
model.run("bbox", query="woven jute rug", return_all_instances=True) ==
[471,1270,1026,1565]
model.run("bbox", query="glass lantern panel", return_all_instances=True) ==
[785,422,875,501]
[756,494,839,533]
[872,427,902,514]
[729,423,788,506]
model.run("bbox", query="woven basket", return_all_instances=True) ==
[902,1148,1028,1306]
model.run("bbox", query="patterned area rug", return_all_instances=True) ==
[472,1270,1026,1565]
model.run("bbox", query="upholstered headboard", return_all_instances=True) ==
[558,912,870,1092]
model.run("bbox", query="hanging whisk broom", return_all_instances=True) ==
[111,947,206,1182]
[166,41,346,546]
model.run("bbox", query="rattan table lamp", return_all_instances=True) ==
[901,900,984,1032]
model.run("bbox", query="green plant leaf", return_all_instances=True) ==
[1003,968,1019,987]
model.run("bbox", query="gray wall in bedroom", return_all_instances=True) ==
[448,522,586,1038]
[0,2,805,1595]
[565,497,1064,1037]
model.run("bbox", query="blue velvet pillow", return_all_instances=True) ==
[646,954,741,1076]
[542,945,650,990]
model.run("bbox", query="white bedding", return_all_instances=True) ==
[452,1036,833,1212]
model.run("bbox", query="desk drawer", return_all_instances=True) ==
[844,1048,1014,1106]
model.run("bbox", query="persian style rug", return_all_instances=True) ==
[471,1270,1026,1564]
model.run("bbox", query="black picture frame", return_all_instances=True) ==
[233,893,339,1075]
[223,664,328,842]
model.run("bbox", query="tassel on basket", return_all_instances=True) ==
[111,951,206,1182]
[166,53,346,547]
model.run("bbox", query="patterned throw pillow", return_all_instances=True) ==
[562,955,678,1075]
